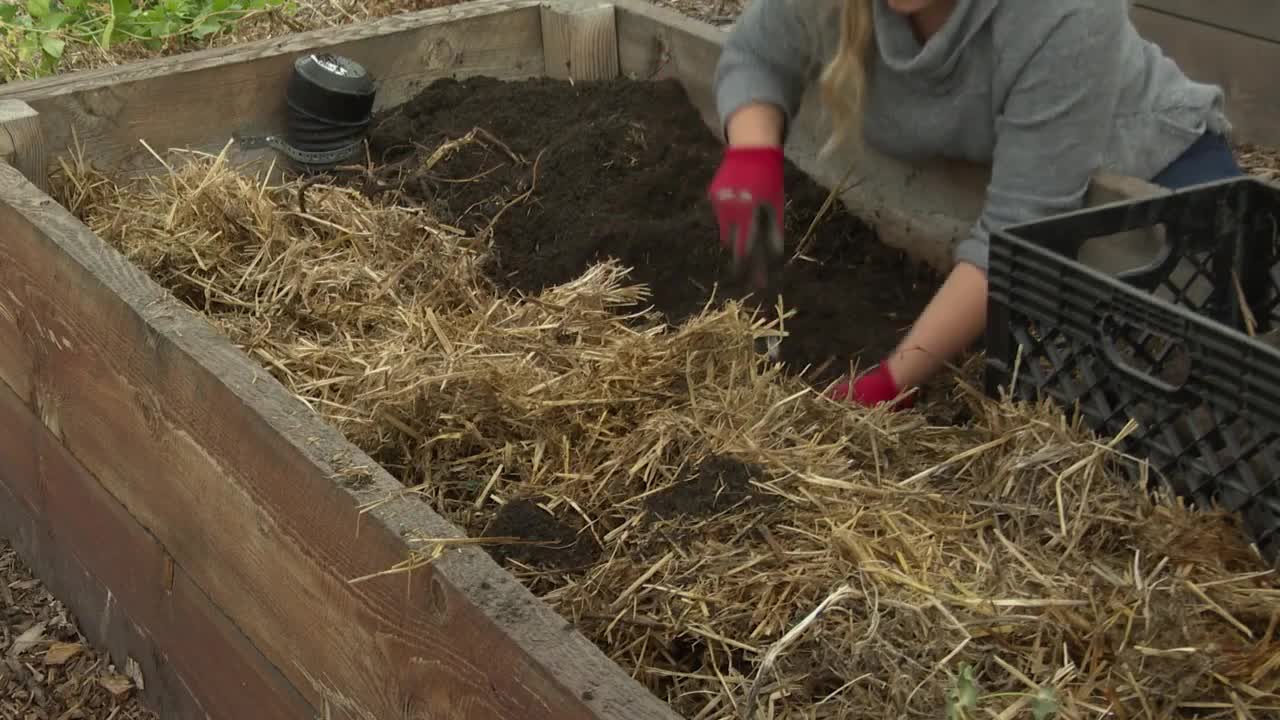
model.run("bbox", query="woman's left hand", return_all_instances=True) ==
[826,363,914,410]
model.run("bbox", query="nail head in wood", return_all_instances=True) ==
[541,2,620,83]
[0,99,49,194]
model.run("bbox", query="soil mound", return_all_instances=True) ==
[367,76,940,382]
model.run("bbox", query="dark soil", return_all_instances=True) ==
[646,454,765,520]
[482,497,601,573]
[365,76,941,386]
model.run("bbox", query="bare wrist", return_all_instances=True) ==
[725,102,785,147]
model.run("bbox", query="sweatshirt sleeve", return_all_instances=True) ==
[953,1,1127,272]
[712,0,824,138]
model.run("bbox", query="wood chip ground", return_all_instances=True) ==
[0,542,155,720]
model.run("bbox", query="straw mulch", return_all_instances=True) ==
[52,142,1280,720]
[1238,144,1280,183]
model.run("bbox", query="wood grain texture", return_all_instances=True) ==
[1134,0,1280,44]
[541,2,620,82]
[0,0,545,176]
[0,161,680,720]
[0,379,316,720]
[0,100,48,193]
[1131,7,1280,148]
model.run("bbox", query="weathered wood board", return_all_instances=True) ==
[0,99,48,191]
[0,377,314,720]
[0,0,547,177]
[1135,0,1280,44]
[1131,5,1280,149]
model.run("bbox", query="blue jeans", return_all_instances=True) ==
[1145,131,1252,322]
[1149,131,1244,189]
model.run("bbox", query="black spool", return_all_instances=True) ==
[282,53,377,171]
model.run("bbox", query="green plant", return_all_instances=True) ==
[0,0,295,81]
[946,663,1060,720]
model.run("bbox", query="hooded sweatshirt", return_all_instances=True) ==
[713,0,1231,271]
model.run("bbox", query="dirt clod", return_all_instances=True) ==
[646,454,765,520]
[367,76,941,384]
[482,498,601,572]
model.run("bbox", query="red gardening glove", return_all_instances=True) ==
[827,363,914,410]
[707,146,785,263]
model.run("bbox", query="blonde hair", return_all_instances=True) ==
[818,0,875,155]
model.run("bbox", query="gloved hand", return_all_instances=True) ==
[826,362,914,410]
[707,146,785,277]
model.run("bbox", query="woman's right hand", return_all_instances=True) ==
[708,102,787,278]
[707,146,785,268]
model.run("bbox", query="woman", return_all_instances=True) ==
[707,0,1244,409]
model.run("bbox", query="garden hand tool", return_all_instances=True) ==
[738,202,785,293]
[737,203,786,360]
[708,146,787,358]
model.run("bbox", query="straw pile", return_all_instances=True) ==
[53,141,1280,720]
[1239,144,1280,183]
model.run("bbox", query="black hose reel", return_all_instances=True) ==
[236,53,377,173]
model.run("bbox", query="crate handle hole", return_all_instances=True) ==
[1079,223,1171,282]
[1097,313,1191,395]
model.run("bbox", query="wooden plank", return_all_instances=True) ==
[0,379,316,720]
[1134,0,1280,44]
[542,2,620,82]
[1132,6,1280,148]
[0,0,545,176]
[0,99,47,192]
[0,161,679,720]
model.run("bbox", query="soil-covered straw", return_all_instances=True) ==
[362,76,941,390]
[54,76,1280,720]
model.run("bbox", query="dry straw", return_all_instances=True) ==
[54,138,1280,720]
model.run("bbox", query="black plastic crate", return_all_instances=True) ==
[985,176,1280,566]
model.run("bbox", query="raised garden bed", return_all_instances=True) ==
[2,2,1279,719]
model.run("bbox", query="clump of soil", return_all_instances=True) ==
[646,454,766,520]
[482,498,601,573]
[366,76,940,384]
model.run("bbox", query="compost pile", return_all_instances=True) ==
[55,76,1280,720]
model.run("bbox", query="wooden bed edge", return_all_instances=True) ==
[0,0,548,178]
[0,379,318,719]
[0,160,679,720]
[0,99,48,192]
[0,0,544,101]
[542,0,621,82]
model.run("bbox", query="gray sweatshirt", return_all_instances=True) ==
[713,0,1231,270]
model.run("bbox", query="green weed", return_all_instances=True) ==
[946,663,1060,720]
[1,0,295,81]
